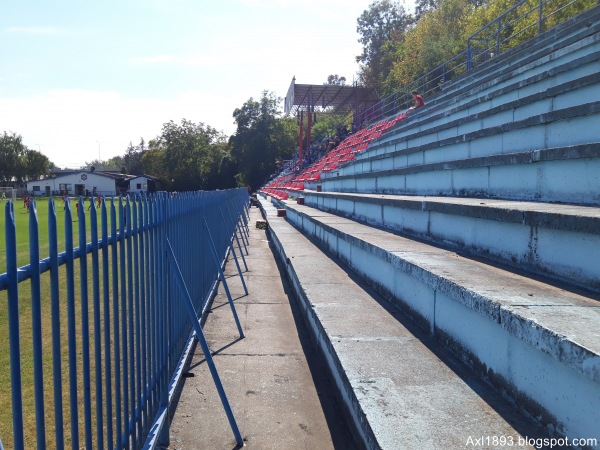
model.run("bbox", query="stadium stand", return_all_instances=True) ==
[261,5,600,449]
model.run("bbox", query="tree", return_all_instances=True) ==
[356,0,411,92]
[230,91,296,189]
[415,0,441,21]
[0,131,52,183]
[123,138,146,175]
[24,149,52,181]
[387,0,473,87]
[145,119,228,192]
[325,74,347,86]
[0,132,26,183]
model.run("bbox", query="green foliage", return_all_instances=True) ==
[229,91,296,189]
[359,0,595,97]
[143,119,230,191]
[0,131,52,183]
[311,111,353,143]
[325,74,347,85]
[123,138,147,175]
[106,155,125,170]
[356,0,412,90]
[387,0,473,88]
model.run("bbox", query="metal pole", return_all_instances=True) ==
[166,239,244,447]
[204,218,245,338]
[219,207,248,294]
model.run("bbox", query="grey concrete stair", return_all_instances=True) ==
[362,6,600,160]
[300,190,600,293]
[308,8,600,209]
[322,141,600,206]
[261,198,551,450]
[279,200,600,445]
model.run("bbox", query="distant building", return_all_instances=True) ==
[129,175,158,194]
[26,168,154,197]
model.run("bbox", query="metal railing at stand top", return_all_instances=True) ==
[360,0,592,127]
[0,188,250,450]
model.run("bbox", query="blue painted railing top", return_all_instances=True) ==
[0,188,249,450]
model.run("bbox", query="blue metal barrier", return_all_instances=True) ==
[0,188,250,449]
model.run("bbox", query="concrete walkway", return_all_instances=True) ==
[167,205,355,449]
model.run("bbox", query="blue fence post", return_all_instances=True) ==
[110,198,123,448]
[157,193,170,447]
[538,0,544,35]
[65,199,80,450]
[48,199,65,450]
[132,196,143,447]
[101,198,114,449]
[117,196,130,449]
[225,203,248,271]
[166,239,244,447]
[203,217,244,339]
[125,196,137,447]
[29,201,47,449]
[90,198,102,449]
[5,202,25,450]
[219,206,248,295]
[78,197,93,450]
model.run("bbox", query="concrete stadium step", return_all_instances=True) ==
[360,60,600,163]
[261,198,552,450]
[299,191,600,294]
[320,141,600,206]
[278,199,600,444]
[427,6,600,112]
[343,7,600,166]
[437,5,600,103]
[364,6,600,157]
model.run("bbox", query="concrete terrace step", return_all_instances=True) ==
[438,5,600,102]
[370,6,600,150]
[321,141,600,206]
[351,8,600,163]
[361,61,600,162]
[280,200,600,444]
[300,191,600,293]
[261,198,551,450]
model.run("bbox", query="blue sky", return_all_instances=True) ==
[0,0,414,168]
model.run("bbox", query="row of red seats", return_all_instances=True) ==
[260,188,289,201]
[263,112,408,192]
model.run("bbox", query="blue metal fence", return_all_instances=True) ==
[0,188,250,449]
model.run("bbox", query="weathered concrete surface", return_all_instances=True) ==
[166,205,354,449]
[300,190,600,293]
[282,200,600,445]
[264,197,549,450]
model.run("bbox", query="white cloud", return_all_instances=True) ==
[0,88,239,169]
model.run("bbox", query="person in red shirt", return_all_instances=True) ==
[407,91,425,114]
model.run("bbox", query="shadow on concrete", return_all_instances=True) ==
[188,336,245,370]
[299,230,569,450]
[271,242,359,450]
